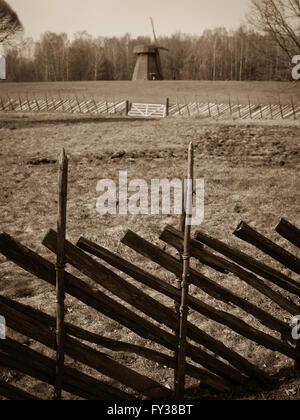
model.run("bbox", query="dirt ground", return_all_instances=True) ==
[0,113,299,400]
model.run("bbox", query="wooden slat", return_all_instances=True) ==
[0,295,230,392]
[0,337,129,400]
[234,222,300,275]
[0,298,171,399]
[276,219,300,249]
[0,379,39,400]
[161,225,300,317]
[121,230,297,361]
[43,230,274,385]
[0,233,245,386]
[195,229,300,297]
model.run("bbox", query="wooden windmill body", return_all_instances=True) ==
[132,18,168,81]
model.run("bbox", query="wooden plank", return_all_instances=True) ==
[0,337,129,400]
[0,379,39,400]
[0,295,230,392]
[65,338,172,399]
[43,231,181,331]
[0,299,171,399]
[234,222,300,275]
[44,230,277,385]
[76,237,226,315]
[121,230,297,361]
[161,225,300,317]
[75,239,255,386]
[276,219,300,249]
[0,233,243,386]
[195,229,300,297]
[0,233,175,349]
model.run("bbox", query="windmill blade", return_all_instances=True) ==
[150,17,158,44]
[157,46,169,52]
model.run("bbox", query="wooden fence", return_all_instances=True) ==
[0,217,299,399]
[0,95,127,116]
[167,101,300,120]
[0,150,299,399]
[0,94,299,120]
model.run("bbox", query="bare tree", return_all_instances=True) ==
[248,0,300,59]
[0,0,23,43]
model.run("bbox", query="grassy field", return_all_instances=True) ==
[0,80,300,105]
[0,111,299,400]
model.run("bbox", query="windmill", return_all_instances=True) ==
[132,18,168,81]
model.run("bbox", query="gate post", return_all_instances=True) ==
[126,100,130,116]
[165,98,169,117]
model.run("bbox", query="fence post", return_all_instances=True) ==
[75,96,82,114]
[259,98,263,119]
[125,100,130,116]
[248,96,252,119]
[229,95,233,118]
[279,95,283,119]
[269,103,273,119]
[291,97,296,120]
[54,148,68,400]
[174,180,186,393]
[195,95,200,116]
[175,143,194,399]
[207,96,211,118]
[18,96,23,111]
[165,97,169,117]
[45,94,49,112]
[216,99,220,118]
[7,95,14,111]
[35,95,40,112]
[237,97,241,119]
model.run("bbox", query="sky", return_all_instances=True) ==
[8,0,251,40]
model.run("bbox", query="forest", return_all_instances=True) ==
[1,0,300,82]
[3,27,294,82]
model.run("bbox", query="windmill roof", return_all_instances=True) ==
[133,45,159,54]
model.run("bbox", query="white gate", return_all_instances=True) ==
[128,103,167,118]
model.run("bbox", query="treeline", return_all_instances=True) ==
[4,26,293,82]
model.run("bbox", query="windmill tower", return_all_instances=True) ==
[0,44,6,80]
[132,18,168,81]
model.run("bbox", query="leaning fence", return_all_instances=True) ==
[0,149,299,400]
[0,95,128,116]
[0,94,299,120]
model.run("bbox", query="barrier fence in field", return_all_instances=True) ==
[0,94,299,120]
[0,149,299,400]
[0,95,128,115]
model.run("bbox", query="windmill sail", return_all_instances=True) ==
[132,18,168,81]
[150,17,158,44]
